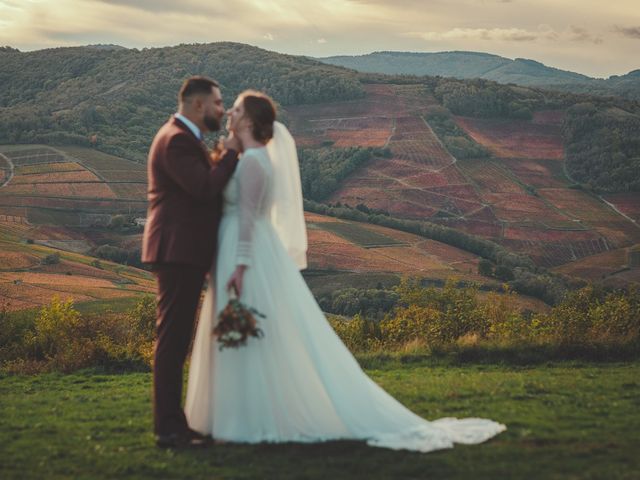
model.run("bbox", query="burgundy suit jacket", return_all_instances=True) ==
[141,116,238,269]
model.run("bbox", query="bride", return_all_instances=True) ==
[185,90,506,452]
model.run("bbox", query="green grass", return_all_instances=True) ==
[1,360,638,479]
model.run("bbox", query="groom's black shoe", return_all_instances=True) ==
[155,430,211,449]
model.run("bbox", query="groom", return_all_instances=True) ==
[142,76,240,448]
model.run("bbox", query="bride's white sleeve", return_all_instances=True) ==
[236,153,267,267]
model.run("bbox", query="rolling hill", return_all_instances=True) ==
[1,42,640,311]
[0,220,154,312]
[0,142,550,312]
[0,43,363,161]
[318,51,640,99]
[0,144,147,227]
[286,82,640,279]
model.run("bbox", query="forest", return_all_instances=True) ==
[3,44,639,192]
[0,43,364,161]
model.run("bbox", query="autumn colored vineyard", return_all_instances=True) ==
[304,212,483,278]
[288,84,640,278]
[0,220,154,311]
[454,115,565,160]
[1,82,639,307]
[0,145,147,226]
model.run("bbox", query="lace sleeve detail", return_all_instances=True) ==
[236,152,267,267]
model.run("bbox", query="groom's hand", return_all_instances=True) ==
[227,265,247,297]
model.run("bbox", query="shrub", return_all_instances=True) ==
[127,294,156,343]
[379,305,440,346]
[2,295,157,374]
[42,252,61,265]
[483,288,535,343]
[495,265,515,281]
[90,259,103,269]
[536,286,640,346]
[318,288,398,319]
[22,296,93,371]
[328,279,640,357]
[94,244,128,264]
[478,259,494,277]
[328,314,381,351]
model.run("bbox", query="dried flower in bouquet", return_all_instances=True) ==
[213,295,265,351]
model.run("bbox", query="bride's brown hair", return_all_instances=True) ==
[240,90,276,143]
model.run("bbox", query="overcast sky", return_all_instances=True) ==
[1,0,639,78]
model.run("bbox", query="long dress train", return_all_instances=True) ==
[185,146,506,452]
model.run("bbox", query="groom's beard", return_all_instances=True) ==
[203,114,221,132]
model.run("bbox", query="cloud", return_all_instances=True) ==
[406,27,541,42]
[406,24,604,44]
[569,25,603,44]
[613,25,640,39]
[94,0,228,16]
[1,0,638,78]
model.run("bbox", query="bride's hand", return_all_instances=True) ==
[222,131,242,153]
[226,265,247,297]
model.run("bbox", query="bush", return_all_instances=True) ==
[318,288,398,319]
[328,279,640,357]
[90,259,103,269]
[22,297,91,371]
[478,259,494,276]
[41,252,60,265]
[328,314,381,351]
[92,244,144,268]
[495,265,515,281]
[379,305,440,346]
[1,295,157,374]
[94,244,128,264]
[535,286,640,346]
[127,294,156,343]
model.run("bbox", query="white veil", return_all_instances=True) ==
[266,121,308,270]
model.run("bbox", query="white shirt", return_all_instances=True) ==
[174,113,202,141]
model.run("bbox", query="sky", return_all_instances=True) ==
[1,0,639,78]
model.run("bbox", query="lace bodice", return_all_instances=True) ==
[223,147,273,267]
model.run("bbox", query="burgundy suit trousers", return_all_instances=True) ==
[152,263,207,436]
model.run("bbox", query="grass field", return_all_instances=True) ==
[1,359,638,479]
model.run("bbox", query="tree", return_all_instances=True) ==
[478,259,494,277]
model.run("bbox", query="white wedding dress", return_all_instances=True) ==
[185,145,506,453]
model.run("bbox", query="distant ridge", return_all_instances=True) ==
[85,44,128,51]
[318,51,640,99]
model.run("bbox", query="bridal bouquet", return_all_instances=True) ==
[213,297,265,350]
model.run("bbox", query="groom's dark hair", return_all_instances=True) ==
[179,76,219,103]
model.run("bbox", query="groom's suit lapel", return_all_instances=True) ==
[172,117,211,166]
